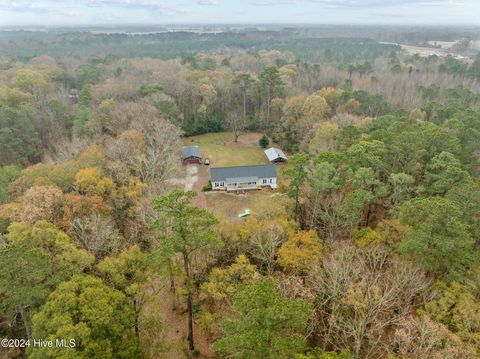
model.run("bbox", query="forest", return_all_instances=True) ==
[1,27,480,359]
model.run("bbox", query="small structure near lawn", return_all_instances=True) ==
[239,209,251,218]
[210,164,277,192]
[264,147,288,163]
[181,146,202,164]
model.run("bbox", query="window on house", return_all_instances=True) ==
[263,179,267,184]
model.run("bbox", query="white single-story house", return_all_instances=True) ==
[264,147,288,163]
[181,146,202,164]
[210,164,277,191]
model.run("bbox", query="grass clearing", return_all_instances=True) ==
[182,132,268,167]
[205,190,290,221]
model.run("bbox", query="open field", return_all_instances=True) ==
[379,40,472,58]
[206,190,290,221]
[426,40,456,49]
[182,132,269,167]
[401,44,448,57]
[427,40,480,51]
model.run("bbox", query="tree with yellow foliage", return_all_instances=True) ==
[302,94,331,123]
[278,230,324,275]
[338,98,361,115]
[200,255,258,308]
[74,167,115,197]
[425,282,480,347]
[8,145,105,196]
[317,87,343,111]
[198,255,259,336]
[85,99,120,136]
[353,228,384,247]
[308,121,340,155]
[299,94,331,144]
[0,87,31,107]
[12,69,50,95]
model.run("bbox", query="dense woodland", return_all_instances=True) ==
[1,28,480,358]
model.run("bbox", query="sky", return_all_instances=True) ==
[0,0,479,27]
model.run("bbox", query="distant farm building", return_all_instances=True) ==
[210,164,277,191]
[264,147,288,163]
[181,146,202,164]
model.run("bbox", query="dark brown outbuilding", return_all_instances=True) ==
[181,146,202,164]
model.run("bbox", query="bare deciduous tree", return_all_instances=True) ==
[103,101,182,195]
[70,214,123,259]
[309,245,430,359]
[247,221,287,275]
[391,316,477,359]
[226,111,245,143]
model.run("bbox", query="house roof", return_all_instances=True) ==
[211,164,276,182]
[264,147,288,162]
[181,146,201,160]
[226,176,258,184]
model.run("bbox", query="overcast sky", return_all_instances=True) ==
[0,0,479,27]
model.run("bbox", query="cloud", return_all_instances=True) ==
[319,0,465,8]
[0,0,476,25]
[251,0,466,7]
[197,0,217,5]
[0,0,51,13]
[83,0,183,10]
[0,0,194,15]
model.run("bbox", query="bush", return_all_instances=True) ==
[202,182,212,192]
[259,134,270,148]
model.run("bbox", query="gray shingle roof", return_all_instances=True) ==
[181,146,201,160]
[211,164,276,182]
[226,176,258,183]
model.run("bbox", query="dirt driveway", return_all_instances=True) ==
[168,164,209,208]
[184,165,199,191]
[168,164,199,190]
[192,164,210,208]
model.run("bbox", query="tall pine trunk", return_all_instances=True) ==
[266,87,271,127]
[183,252,194,351]
[169,260,177,310]
[243,90,247,126]
[20,307,30,339]
[294,187,300,222]
[133,299,139,337]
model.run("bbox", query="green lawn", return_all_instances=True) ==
[206,190,290,221]
[182,132,268,167]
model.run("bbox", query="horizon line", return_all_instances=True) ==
[1,23,480,29]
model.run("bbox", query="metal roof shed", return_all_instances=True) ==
[264,147,288,163]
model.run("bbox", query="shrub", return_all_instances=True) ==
[259,134,270,148]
